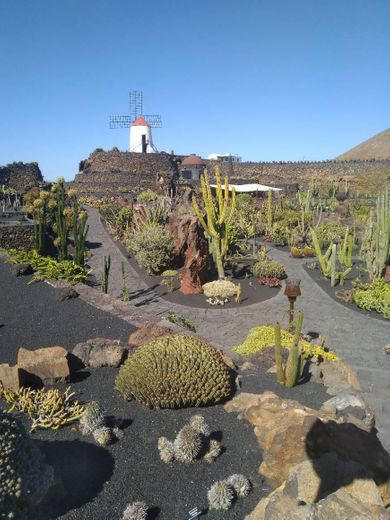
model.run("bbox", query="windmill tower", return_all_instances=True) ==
[109,91,162,153]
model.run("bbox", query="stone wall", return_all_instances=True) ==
[0,225,35,250]
[0,162,43,194]
[208,159,390,190]
[72,149,181,198]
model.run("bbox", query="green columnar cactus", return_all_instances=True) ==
[266,188,273,235]
[330,243,337,288]
[274,322,286,385]
[54,179,68,261]
[285,310,303,388]
[102,255,111,293]
[192,166,236,279]
[338,227,353,269]
[311,227,333,277]
[72,198,89,266]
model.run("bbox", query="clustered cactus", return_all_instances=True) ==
[79,401,123,446]
[115,334,232,408]
[202,280,238,299]
[0,410,54,518]
[158,415,222,465]
[122,501,148,520]
[207,474,251,511]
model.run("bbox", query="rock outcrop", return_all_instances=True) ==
[0,162,43,193]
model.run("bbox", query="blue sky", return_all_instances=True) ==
[1,0,389,181]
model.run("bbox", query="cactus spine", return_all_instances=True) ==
[285,311,303,388]
[192,167,236,279]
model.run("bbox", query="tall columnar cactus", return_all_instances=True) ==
[102,255,111,294]
[285,310,303,388]
[192,167,236,279]
[361,189,389,280]
[72,198,89,266]
[311,228,352,286]
[274,322,286,385]
[266,188,273,235]
[337,226,353,269]
[54,179,68,261]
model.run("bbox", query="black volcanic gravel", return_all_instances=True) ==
[0,258,329,519]
[0,259,136,364]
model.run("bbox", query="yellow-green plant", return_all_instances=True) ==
[0,385,84,431]
[192,167,236,279]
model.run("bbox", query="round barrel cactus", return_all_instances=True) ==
[115,334,232,408]
[0,410,54,519]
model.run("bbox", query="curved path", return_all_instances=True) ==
[85,207,390,450]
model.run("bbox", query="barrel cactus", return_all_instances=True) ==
[226,474,252,497]
[122,501,148,520]
[115,334,232,408]
[207,480,234,511]
[79,401,104,435]
[0,410,54,519]
[173,425,202,463]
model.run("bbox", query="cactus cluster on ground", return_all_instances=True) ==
[121,501,148,520]
[79,401,123,445]
[115,334,232,408]
[207,474,251,511]
[158,415,222,465]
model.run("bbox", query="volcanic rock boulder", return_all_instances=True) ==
[0,364,24,391]
[128,322,173,348]
[17,347,70,385]
[72,338,128,368]
[169,211,209,294]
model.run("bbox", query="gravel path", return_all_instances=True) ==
[85,207,390,451]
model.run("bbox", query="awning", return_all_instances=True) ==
[210,183,282,192]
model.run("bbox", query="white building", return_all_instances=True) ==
[208,153,242,163]
[129,116,157,153]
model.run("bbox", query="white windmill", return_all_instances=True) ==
[109,91,162,153]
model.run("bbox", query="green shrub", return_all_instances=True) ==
[315,221,347,247]
[137,189,158,203]
[251,256,286,279]
[270,223,290,246]
[274,209,304,229]
[115,206,133,230]
[0,411,54,518]
[127,223,174,275]
[115,334,232,408]
[353,278,390,318]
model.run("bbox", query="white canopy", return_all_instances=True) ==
[210,183,282,192]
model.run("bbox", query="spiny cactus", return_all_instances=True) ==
[226,474,252,497]
[285,311,303,388]
[207,481,234,511]
[158,437,175,464]
[0,411,54,519]
[79,401,105,435]
[189,415,210,436]
[93,426,114,446]
[204,439,222,463]
[174,425,202,463]
[122,501,148,520]
[115,334,232,408]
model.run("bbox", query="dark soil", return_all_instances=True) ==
[23,361,328,520]
[303,261,389,322]
[0,259,136,365]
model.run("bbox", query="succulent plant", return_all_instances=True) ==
[204,439,222,463]
[189,415,210,436]
[158,437,175,464]
[93,426,114,446]
[115,334,232,408]
[79,401,105,435]
[226,474,252,497]
[207,480,234,511]
[122,501,148,520]
[0,410,54,518]
[174,425,202,463]
[202,280,238,298]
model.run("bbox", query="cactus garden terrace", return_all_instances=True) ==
[0,175,389,519]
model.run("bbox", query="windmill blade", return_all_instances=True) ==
[144,114,162,128]
[109,115,133,129]
[129,90,143,119]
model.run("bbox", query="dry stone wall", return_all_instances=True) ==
[0,162,43,194]
[72,149,180,198]
[0,224,34,250]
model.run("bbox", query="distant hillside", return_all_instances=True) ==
[336,129,390,161]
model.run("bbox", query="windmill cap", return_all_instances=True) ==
[132,116,150,127]
[182,154,205,166]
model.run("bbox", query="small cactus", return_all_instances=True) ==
[207,480,234,511]
[204,439,222,463]
[226,474,251,497]
[122,501,148,520]
[189,415,210,436]
[80,401,104,435]
[93,426,114,446]
[174,425,202,463]
[158,437,175,464]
